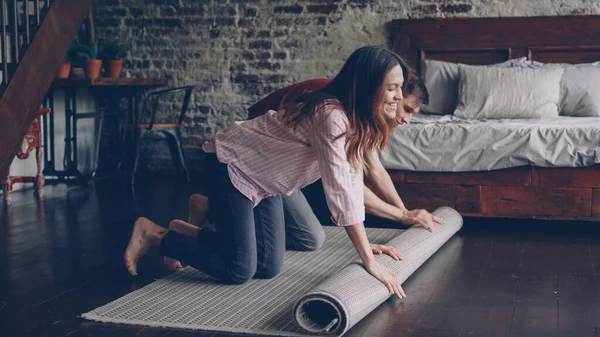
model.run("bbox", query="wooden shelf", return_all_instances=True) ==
[51,77,169,89]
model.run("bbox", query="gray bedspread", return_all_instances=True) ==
[380,114,600,172]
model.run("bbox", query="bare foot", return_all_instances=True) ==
[163,219,202,272]
[124,217,166,276]
[163,193,208,272]
[188,194,209,226]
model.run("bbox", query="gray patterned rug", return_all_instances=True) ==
[82,207,462,336]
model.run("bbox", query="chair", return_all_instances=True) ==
[130,85,196,186]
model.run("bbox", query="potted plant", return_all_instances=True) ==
[57,42,79,79]
[75,40,102,79]
[100,40,127,78]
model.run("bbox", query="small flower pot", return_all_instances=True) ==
[57,62,71,79]
[106,60,123,78]
[85,59,103,79]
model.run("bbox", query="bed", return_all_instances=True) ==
[388,15,600,221]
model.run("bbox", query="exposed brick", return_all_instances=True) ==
[178,7,204,16]
[229,63,247,72]
[159,5,177,16]
[129,59,152,68]
[263,86,278,94]
[348,0,373,9]
[249,40,272,49]
[137,39,170,48]
[265,75,287,83]
[281,40,298,48]
[155,18,184,28]
[307,5,338,14]
[413,4,437,15]
[274,5,303,14]
[440,4,473,13]
[251,62,281,71]
[129,7,147,18]
[256,52,271,60]
[273,52,286,59]
[234,74,260,84]
[295,17,312,25]
[275,18,293,26]
[245,8,258,17]
[214,6,237,16]
[124,18,153,27]
[215,18,235,26]
[96,18,122,27]
[242,84,262,96]
[161,49,176,57]
[197,105,212,114]
[97,7,127,17]
[238,18,254,27]
[273,29,289,37]
[97,0,589,176]
[185,17,212,25]
[181,0,211,5]
[184,115,208,124]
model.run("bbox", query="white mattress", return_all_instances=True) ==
[380,114,600,172]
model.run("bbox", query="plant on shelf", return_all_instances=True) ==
[74,39,102,79]
[99,39,127,78]
[57,42,80,79]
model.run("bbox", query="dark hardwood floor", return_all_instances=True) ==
[1,176,599,337]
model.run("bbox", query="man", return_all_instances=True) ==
[163,75,443,271]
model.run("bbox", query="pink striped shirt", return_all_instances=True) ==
[212,106,365,226]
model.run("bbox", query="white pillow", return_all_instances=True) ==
[454,65,564,120]
[512,60,600,117]
[420,57,527,115]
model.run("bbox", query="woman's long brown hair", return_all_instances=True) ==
[281,46,412,173]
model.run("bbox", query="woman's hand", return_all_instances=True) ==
[364,259,406,298]
[371,244,403,261]
[400,209,444,232]
[343,223,406,299]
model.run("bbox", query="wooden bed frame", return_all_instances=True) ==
[388,15,600,221]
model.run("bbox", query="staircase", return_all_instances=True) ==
[0,0,92,176]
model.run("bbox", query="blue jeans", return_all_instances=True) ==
[159,154,324,284]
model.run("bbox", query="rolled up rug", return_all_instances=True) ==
[294,206,463,335]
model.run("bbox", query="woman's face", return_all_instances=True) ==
[380,64,404,120]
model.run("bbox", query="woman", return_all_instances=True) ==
[273,75,436,231]
[125,46,418,299]
[169,75,438,262]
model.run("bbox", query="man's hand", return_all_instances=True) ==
[400,209,444,232]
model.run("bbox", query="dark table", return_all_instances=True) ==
[43,77,169,181]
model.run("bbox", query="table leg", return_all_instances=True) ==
[35,145,44,198]
[2,167,12,204]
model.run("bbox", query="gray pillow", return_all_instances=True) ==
[420,57,527,115]
[512,60,600,117]
[454,65,563,120]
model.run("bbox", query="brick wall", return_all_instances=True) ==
[94,0,600,174]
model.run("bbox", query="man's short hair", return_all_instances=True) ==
[404,74,429,105]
